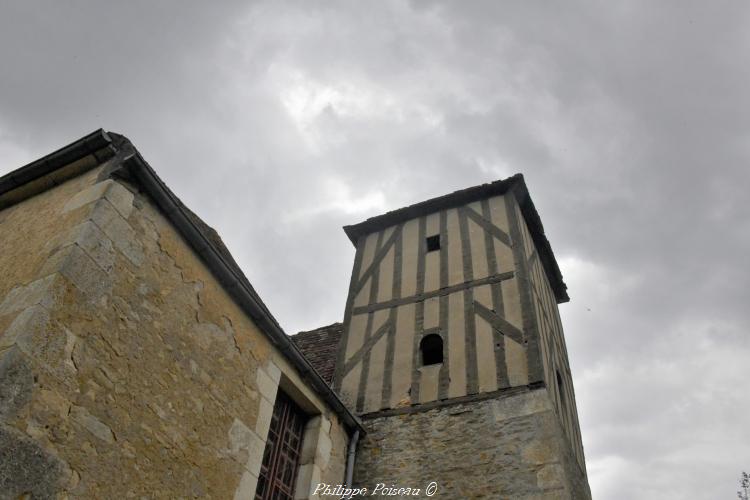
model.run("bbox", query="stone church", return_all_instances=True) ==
[0,130,591,499]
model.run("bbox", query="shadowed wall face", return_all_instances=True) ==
[515,200,586,470]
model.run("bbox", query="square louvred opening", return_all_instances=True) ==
[426,234,440,252]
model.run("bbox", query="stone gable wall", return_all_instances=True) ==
[0,166,348,499]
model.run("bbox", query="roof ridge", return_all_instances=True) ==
[295,321,343,335]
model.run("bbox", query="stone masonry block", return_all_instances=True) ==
[0,274,61,317]
[0,346,33,420]
[245,438,265,478]
[0,424,66,499]
[62,180,114,214]
[294,463,321,500]
[47,221,115,274]
[70,405,115,444]
[255,367,279,402]
[492,388,552,422]
[1,306,77,386]
[40,245,112,300]
[89,198,144,267]
[522,439,557,465]
[227,418,265,475]
[298,415,333,470]
[0,305,49,350]
[265,360,281,384]
[61,179,134,220]
[227,418,253,463]
[102,181,134,219]
[71,221,116,273]
[233,470,258,500]
[318,415,331,435]
[315,432,332,470]
[299,416,322,466]
[537,463,565,490]
[255,397,274,439]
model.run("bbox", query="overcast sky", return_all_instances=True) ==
[1,1,748,498]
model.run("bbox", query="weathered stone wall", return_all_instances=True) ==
[0,165,349,499]
[324,414,349,486]
[354,388,591,499]
[0,165,104,313]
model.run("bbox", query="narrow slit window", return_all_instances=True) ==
[420,334,444,366]
[426,234,441,252]
[556,370,565,399]
[556,369,571,431]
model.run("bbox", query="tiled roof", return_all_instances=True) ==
[292,323,343,385]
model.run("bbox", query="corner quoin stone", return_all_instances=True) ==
[0,424,67,500]
[0,346,34,420]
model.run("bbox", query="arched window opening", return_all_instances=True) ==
[420,334,443,366]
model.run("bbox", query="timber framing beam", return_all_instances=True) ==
[460,205,512,247]
[351,271,515,315]
[473,300,525,345]
[340,318,393,377]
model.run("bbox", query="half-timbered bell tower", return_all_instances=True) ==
[335,174,592,498]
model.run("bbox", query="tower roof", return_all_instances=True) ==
[343,174,569,303]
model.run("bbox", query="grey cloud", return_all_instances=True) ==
[1,1,748,498]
